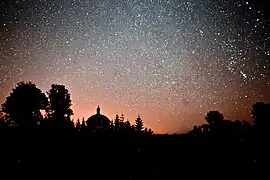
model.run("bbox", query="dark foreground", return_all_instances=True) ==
[0,128,267,179]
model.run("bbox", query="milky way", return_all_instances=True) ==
[0,0,269,133]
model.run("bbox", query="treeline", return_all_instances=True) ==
[74,114,153,135]
[187,102,270,144]
[1,81,270,140]
[0,81,153,135]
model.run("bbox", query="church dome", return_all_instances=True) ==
[86,105,110,130]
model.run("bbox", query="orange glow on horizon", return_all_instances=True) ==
[71,103,159,132]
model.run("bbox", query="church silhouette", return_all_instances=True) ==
[86,105,110,132]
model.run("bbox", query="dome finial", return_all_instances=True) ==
[97,105,100,115]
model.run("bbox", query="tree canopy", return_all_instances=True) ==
[1,81,48,128]
[46,84,73,119]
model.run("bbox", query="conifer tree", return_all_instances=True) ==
[125,119,131,129]
[144,128,148,133]
[81,117,86,130]
[135,115,143,132]
[114,114,120,131]
[120,113,125,130]
[120,113,125,122]
[131,124,136,132]
[75,118,81,129]
[124,119,131,135]
[148,128,153,135]
[110,118,114,130]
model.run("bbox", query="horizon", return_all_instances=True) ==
[0,0,269,134]
[1,81,257,134]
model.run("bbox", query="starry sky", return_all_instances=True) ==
[0,0,269,133]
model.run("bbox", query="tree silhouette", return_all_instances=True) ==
[46,84,73,128]
[147,128,153,135]
[125,119,131,130]
[114,114,120,131]
[81,117,86,130]
[251,102,270,131]
[205,110,224,125]
[120,113,125,121]
[110,118,114,130]
[131,124,136,132]
[120,113,125,131]
[1,81,48,128]
[75,118,81,129]
[135,115,143,132]
[46,84,73,118]
[144,128,153,135]
[67,115,74,127]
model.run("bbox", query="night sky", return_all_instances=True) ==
[0,0,269,133]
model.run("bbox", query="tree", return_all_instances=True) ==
[75,118,81,129]
[67,116,74,127]
[143,128,153,135]
[114,114,120,131]
[46,84,73,118]
[251,102,270,130]
[205,111,224,125]
[131,124,136,132]
[46,84,73,128]
[1,81,48,128]
[71,118,75,127]
[120,113,125,130]
[147,128,153,135]
[144,128,148,132]
[120,113,125,122]
[110,118,114,130]
[125,119,131,129]
[135,115,143,132]
[81,117,86,130]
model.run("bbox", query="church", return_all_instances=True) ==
[86,105,110,132]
